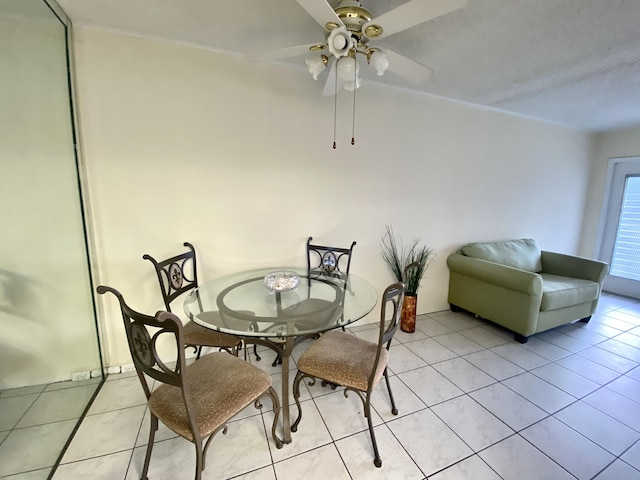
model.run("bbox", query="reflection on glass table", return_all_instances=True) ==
[184,266,377,444]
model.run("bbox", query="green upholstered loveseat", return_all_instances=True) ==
[447,239,608,343]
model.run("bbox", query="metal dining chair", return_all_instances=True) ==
[143,242,244,359]
[306,236,357,332]
[97,285,283,480]
[306,236,357,280]
[270,236,357,367]
[291,282,405,468]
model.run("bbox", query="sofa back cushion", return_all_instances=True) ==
[461,238,543,272]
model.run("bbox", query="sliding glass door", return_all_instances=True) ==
[0,0,103,476]
[598,158,640,299]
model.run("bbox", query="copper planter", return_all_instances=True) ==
[400,294,417,333]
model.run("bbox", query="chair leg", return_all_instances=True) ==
[265,387,284,448]
[272,353,282,367]
[141,413,158,480]
[365,397,382,468]
[196,346,203,360]
[291,371,305,432]
[253,344,261,361]
[194,438,203,480]
[383,368,398,415]
[321,379,338,389]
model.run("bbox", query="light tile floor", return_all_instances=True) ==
[7,292,640,480]
[0,377,102,479]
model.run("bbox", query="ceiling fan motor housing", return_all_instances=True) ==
[335,0,373,36]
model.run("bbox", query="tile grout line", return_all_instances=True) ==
[11,293,638,479]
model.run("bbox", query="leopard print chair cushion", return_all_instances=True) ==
[149,351,271,441]
[297,330,388,391]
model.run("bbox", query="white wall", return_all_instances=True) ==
[72,28,594,367]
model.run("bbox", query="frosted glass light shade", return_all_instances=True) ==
[337,57,359,81]
[342,77,361,91]
[370,51,389,76]
[337,57,361,91]
[306,55,326,80]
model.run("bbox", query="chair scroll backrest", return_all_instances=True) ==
[96,285,188,399]
[306,237,356,278]
[98,285,203,443]
[369,282,405,389]
[143,242,198,312]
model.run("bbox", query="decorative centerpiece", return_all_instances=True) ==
[380,225,434,333]
[264,271,300,293]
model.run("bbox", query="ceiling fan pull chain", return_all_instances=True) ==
[333,60,338,149]
[351,58,357,146]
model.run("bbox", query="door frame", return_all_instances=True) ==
[595,156,640,299]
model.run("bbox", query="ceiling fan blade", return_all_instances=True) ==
[322,58,343,96]
[296,0,344,31]
[245,43,319,62]
[386,50,434,84]
[363,0,466,40]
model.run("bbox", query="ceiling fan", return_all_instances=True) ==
[251,0,467,95]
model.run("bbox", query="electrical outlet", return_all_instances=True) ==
[71,371,90,381]
[121,364,136,373]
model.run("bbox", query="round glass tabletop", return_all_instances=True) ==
[184,267,378,338]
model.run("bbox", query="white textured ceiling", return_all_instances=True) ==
[57,0,640,132]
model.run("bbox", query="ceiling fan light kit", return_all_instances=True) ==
[305,6,387,93]
[257,0,466,147]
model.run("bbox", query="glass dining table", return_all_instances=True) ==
[183,266,378,444]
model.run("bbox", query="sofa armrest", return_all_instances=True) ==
[541,251,608,284]
[447,253,542,297]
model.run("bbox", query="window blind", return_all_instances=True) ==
[610,175,640,281]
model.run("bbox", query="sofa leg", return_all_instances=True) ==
[514,333,529,344]
[450,303,463,313]
[579,316,592,323]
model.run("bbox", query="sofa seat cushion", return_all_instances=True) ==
[461,238,542,272]
[540,274,599,311]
